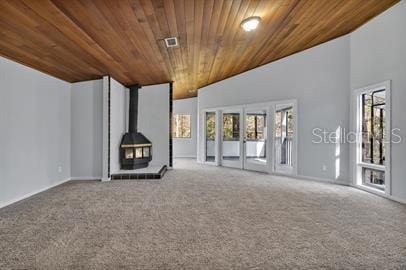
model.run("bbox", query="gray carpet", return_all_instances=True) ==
[1,159,405,269]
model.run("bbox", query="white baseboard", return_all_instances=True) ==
[294,174,350,186]
[0,177,71,210]
[391,195,406,204]
[278,174,405,204]
[350,184,406,205]
[70,176,101,181]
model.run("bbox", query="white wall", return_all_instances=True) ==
[110,78,127,173]
[173,97,197,158]
[0,57,71,207]
[350,1,406,201]
[138,84,170,167]
[71,79,103,179]
[104,81,170,172]
[198,37,351,183]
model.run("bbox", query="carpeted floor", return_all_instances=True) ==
[1,159,406,269]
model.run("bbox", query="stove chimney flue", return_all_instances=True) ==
[120,84,152,170]
[128,85,139,133]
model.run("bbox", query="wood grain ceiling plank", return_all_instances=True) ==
[111,0,169,84]
[316,0,397,45]
[0,0,399,98]
[196,0,216,89]
[0,0,101,80]
[227,0,269,76]
[217,0,252,80]
[293,2,353,49]
[223,0,297,79]
[192,0,205,91]
[129,0,173,82]
[264,1,334,63]
[37,0,133,84]
[205,0,234,85]
[54,0,156,84]
[51,0,140,82]
[95,0,163,84]
[177,0,196,99]
[18,0,108,76]
[201,0,228,87]
[0,28,90,83]
[0,27,88,81]
[163,0,186,87]
[138,0,177,86]
[0,39,85,82]
[220,0,261,79]
[251,0,303,67]
[172,0,199,98]
[209,0,244,83]
[235,1,294,72]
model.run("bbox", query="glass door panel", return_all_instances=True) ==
[221,111,243,168]
[274,104,294,173]
[205,112,216,162]
[243,108,268,172]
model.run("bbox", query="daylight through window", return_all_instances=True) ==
[172,114,191,138]
[360,89,386,190]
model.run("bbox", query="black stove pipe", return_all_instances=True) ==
[128,85,140,133]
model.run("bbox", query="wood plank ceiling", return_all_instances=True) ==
[0,0,399,99]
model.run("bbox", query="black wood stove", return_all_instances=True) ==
[120,85,152,170]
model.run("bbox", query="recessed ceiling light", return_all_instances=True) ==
[164,37,178,48]
[241,16,261,32]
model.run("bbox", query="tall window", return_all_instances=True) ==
[359,89,387,190]
[206,112,215,141]
[246,114,265,140]
[362,90,386,166]
[274,106,294,167]
[172,114,191,138]
[205,112,216,162]
[245,110,267,163]
[223,113,240,141]
[222,112,241,161]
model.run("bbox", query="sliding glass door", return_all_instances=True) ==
[204,100,297,175]
[274,103,295,173]
[205,111,216,163]
[243,108,268,172]
[221,110,243,168]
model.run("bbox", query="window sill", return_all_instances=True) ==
[357,162,385,171]
[355,183,386,195]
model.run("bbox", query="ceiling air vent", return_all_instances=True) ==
[164,37,178,48]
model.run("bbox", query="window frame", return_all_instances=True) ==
[353,81,391,195]
[273,103,296,173]
[222,113,240,141]
[204,111,217,163]
[200,99,297,175]
[245,113,266,141]
[172,114,192,139]
[275,106,293,147]
[361,89,386,166]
